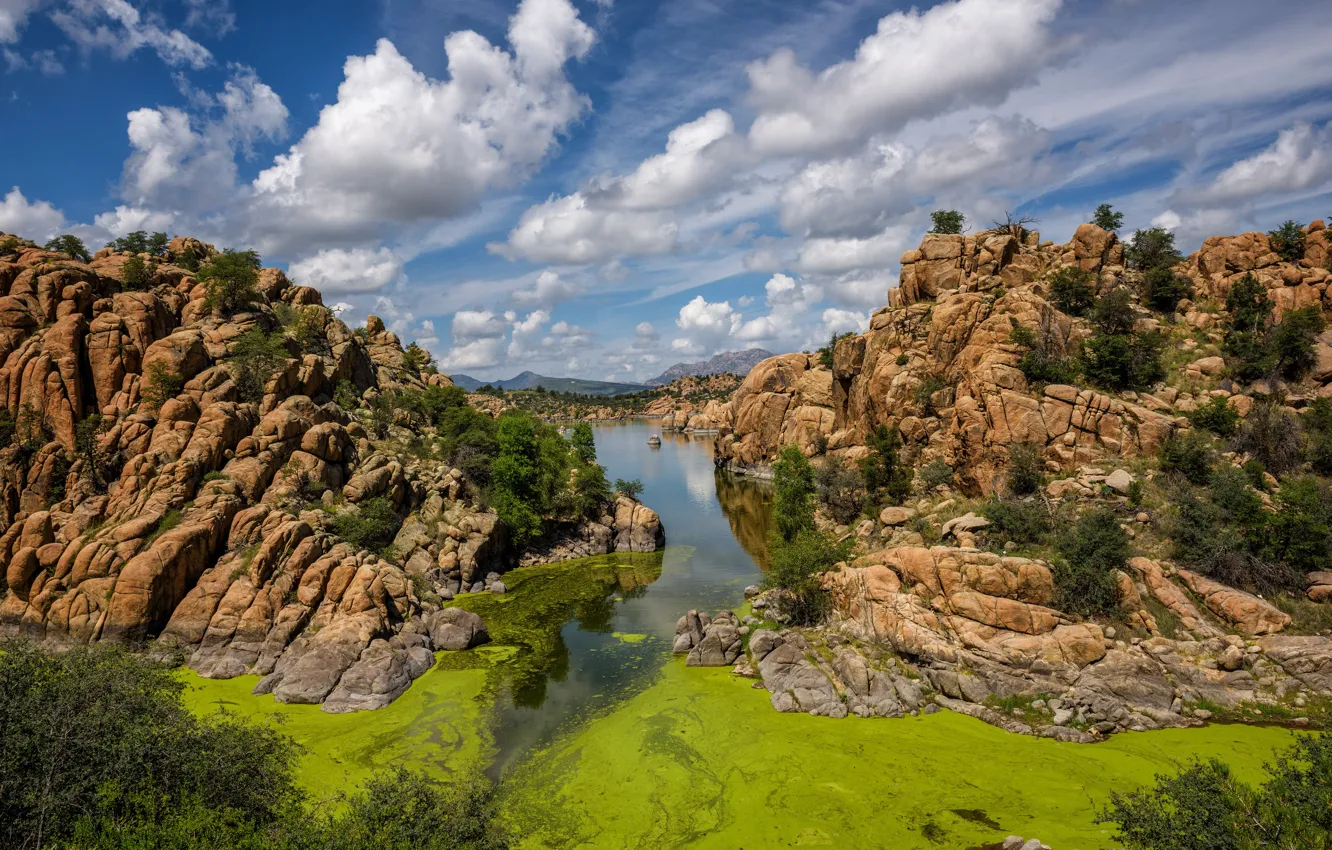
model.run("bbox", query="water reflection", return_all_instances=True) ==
[480,422,774,778]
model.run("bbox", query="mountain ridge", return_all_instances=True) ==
[450,370,652,396]
[646,348,774,387]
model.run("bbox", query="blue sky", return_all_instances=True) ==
[3,0,1332,382]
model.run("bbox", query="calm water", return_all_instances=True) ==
[487,421,772,776]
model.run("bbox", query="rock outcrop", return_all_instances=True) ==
[0,232,665,713]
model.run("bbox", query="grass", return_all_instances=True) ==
[144,509,182,545]
[1272,593,1332,635]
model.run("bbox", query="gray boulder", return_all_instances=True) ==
[425,608,490,651]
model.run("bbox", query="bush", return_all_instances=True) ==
[1186,395,1239,437]
[141,360,184,411]
[1082,330,1165,392]
[1048,266,1097,317]
[1223,273,1274,381]
[1006,443,1045,496]
[1091,203,1123,232]
[199,249,262,315]
[772,444,816,541]
[0,237,20,257]
[930,210,965,235]
[74,413,115,492]
[764,528,851,626]
[1269,305,1325,379]
[1268,219,1307,263]
[1091,287,1137,336]
[1142,265,1193,314]
[1125,227,1182,271]
[978,497,1051,548]
[817,332,853,369]
[614,478,644,499]
[228,328,290,403]
[1234,400,1303,474]
[1306,397,1332,475]
[330,497,402,554]
[861,425,913,507]
[918,459,954,489]
[403,341,434,374]
[571,463,611,520]
[1160,429,1215,485]
[44,233,91,262]
[569,422,597,464]
[120,254,155,290]
[1011,324,1079,385]
[1262,476,1332,577]
[913,373,945,412]
[816,455,866,525]
[1053,509,1129,616]
[1101,734,1332,850]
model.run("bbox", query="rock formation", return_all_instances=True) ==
[0,233,664,713]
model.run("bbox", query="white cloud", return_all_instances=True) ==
[494,191,678,263]
[672,294,741,355]
[820,307,867,337]
[746,0,1063,156]
[51,0,213,68]
[0,186,64,240]
[451,309,510,342]
[512,269,581,307]
[1192,121,1332,205]
[3,46,64,74]
[288,247,403,294]
[1151,210,1182,230]
[796,227,911,274]
[250,0,594,254]
[182,0,235,35]
[0,0,40,43]
[594,109,746,210]
[93,204,174,235]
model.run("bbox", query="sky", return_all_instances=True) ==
[2,0,1332,383]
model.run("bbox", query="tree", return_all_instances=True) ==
[199,248,262,315]
[1143,265,1193,314]
[772,444,816,541]
[141,360,184,411]
[614,478,644,500]
[930,209,965,235]
[861,425,913,507]
[74,414,113,492]
[1092,287,1138,336]
[1048,265,1097,317]
[816,454,866,524]
[227,328,290,403]
[1084,329,1166,392]
[1092,203,1124,232]
[1011,323,1079,385]
[1101,734,1332,850]
[493,413,545,546]
[569,422,597,464]
[330,497,402,555]
[1223,274,1275,381]
[120,254,155,290]
[1269,305,1325,379]
[44,234,91,262]
[147,231,170,255]
[992,211,1039,240]
[1053,509,1129,616]
[1268,219,1306,263]
[1125,227,1183,271]
[403,341,434,374]
[109,230,151,254]
[1006,443,1045,495]
[764,528,850,625]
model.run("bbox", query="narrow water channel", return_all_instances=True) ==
[486,422,773,777]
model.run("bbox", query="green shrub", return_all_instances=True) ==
[403,341,434,374]
[1006,443,1045,496]
[1011,324,1079,385]
[571,463,611,520]
[1186,395,1239,437]
[1091,287,1137,336]
[1305,397,1332,475]
[1222,273,1274,381]
[614,478,644,500]
[1053,509,1129,616]
[141,361,184,411]
[1125,227,1182,271]
[1160,429,1215,485]
[199,249,262,315]
[569,422,597,464]
[1091,204,1123,232]
[764,528,851,625]
[227,328,290,403]
[816,455,866,525]
[0,236,21,257]
[1269,305,1325,380]
[773,444,816,541]
[918,459,954,489]
[330,497,402,554]
[1267,219,1307,263]
[1143,265,1193,314]
[861,425,913,507]
[978,497,1051,548]
[120,254,155,290]
[44,233,91,262]
[1082,330,1165,392]
[913,374,946,412]
[1101,734,1332,850]
[1234,400,1302,474]
[930,210,965,235]
[1048,266,1097,317]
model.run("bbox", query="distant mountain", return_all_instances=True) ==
[449,371,652,397]
[646,349,774,387]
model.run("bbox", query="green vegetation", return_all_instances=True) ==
[1267,219,1307,263]
[766,445,848,624]
[0,641,508,850]
[0,236,22,257]
[140,360,184,411]
[120,254,155,290]
[1011,322,1078,385]
[1082,288,1165,391]
[815,454,865,524]
[1048,265,1097,317]
[930,209,965,235]
[1186,395,1239,437]
[1006,443,1045,496]
[978,497,1052,550]
[1220,274,1323,382]
[817,331,855,369]
[1125,227,1183,272]
[44,233,91,262]
[1053,508,1129,616]
[227,327,291,403]
[862,425,913,507]
[330,497,402,556]
[1143,265,1193,314]
[108,230,170,256]
[614,478,643,499]
[772,444,816,541]
[73,413,114,492]
[200,249,262,315]
[919,458,955,489]
[1092,203,1124,232]
[1102,733,1331,850]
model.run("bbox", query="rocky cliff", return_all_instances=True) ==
[0,233,662,712]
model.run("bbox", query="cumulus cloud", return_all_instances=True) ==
[1191,121,1332,205]
[3,46,64,74]
[746,0,1062,156]
[0,0,40,43]
[494,191,678,263]
[51,0,213,68]
[735,273,821,342]
[250,0,594,254]
[593,109,746,210]
[288,247,403,294]
[672,294,741,355]
[796,226,912,274]
[511,269,581,307]
[93,204,174,236]
[0,186,64,239]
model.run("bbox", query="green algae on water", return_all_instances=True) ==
[499,658,1299,850]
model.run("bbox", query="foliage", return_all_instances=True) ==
[918,459,954,489]
[1143,265,1194,314]
[15,402,52,454]
[1223,274,1274,381]
[1305,397,1332,476]
[1234,400,1303,474]
[614,478,644,500]
[1091,203,1124,232]
[403,342,434,374]
[74,414,114,493]
[107,230,169,256]
[1101,734,1332,850]
[1160,429,1216,485]
[569,422,597,464]
[570,463,611,521]
[1010,324,1079,385]
[275,303,328,355]
[1091,287,1137,335]
[1053,509,1129,616]
[0,237,20,257]
[1186,395,1239,437]
[1083,330,1165,392]
[140,361,184,411]
[816,332,854,369]
[1269,306,1325,380]
[228,328,290,404]
[764,528,851,626]
[772,444,816,542]
[929,209,965,235]
[861,425,913,508]
[119,255,155,291]
[978,497,1052,548]
[816,455,866,525]
[1006,443,1045,496]
[0,407,14,449]
[492,414,546,547]
[199,249,262,315]
[330,497,402,555]
[1048,266,1097,317]
[1125,227,1183,271]
[44,234,91,262]
[1268,219,1307,263]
